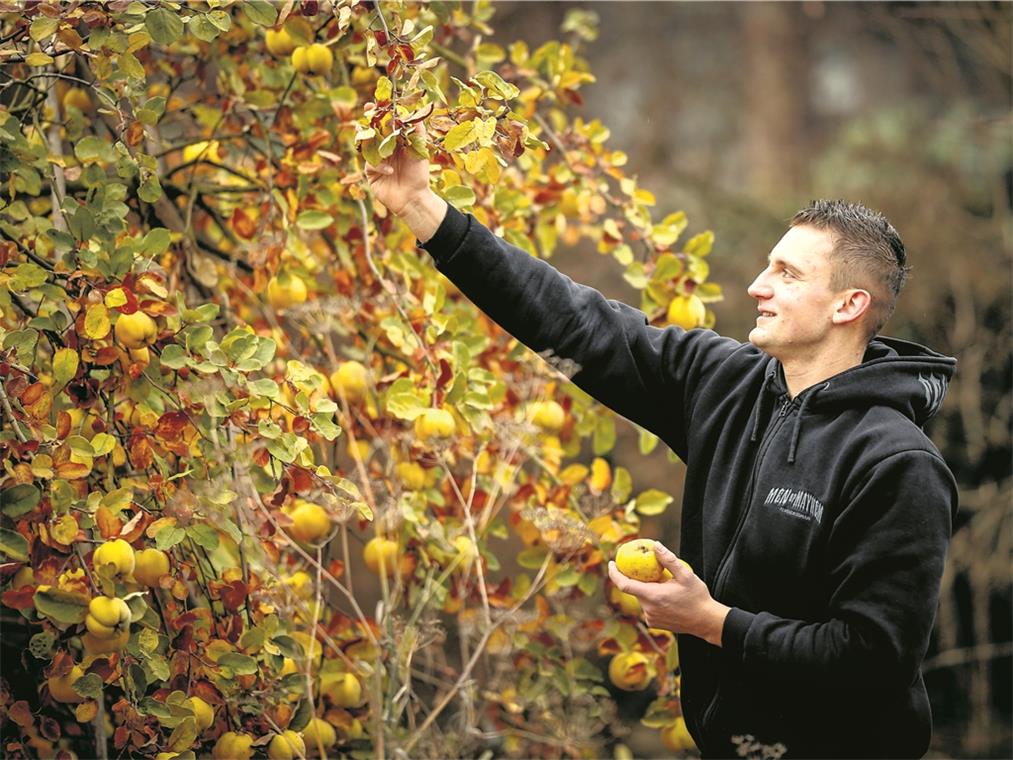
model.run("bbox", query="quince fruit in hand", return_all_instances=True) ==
[608,651,655,691]
[287,500,331,544]
[667,294,706,330]
[615,539,666,582]
[133,547,170,587]
[92,539,136,577]
[330,360,369,402]
[267,272,308,310]
[114,311,158,350]
[414,408,456,441]
[86,596,132,638]
[363,536,398,576]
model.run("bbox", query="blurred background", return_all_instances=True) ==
[491,2,1011,757]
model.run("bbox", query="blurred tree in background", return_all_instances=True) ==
[493,2,1011,757]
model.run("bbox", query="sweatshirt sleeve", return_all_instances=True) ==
[720,450,956,688]
[422,205,741,457]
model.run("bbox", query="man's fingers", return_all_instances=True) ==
[654,541,692,577]
[608,561,647,597]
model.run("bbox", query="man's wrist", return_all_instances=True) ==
[397,189,447,244]
[702,601,732,647]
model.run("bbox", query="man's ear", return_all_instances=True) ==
[832,288,872,326]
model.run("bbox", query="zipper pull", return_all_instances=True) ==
[779,398,792,417]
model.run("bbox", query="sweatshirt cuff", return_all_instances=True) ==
[721,607,755,661]
[419,202,470,265]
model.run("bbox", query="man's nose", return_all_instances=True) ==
[747,270,771,299]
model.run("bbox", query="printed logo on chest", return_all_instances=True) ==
[763,486,825,525]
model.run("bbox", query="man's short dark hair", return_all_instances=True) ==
[790,199,910,338]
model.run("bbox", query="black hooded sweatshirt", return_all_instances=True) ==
[422,206,957,759]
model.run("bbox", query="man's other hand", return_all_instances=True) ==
[608,541,731,647]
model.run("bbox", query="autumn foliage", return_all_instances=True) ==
[0,2,721,757]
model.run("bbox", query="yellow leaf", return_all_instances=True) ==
[30,453,54,479]
[50,513,79,545]
[558,464,589,485]
[444,120,478,152]
[104,288,128,309]
[374,75,393,101]
[52,348,79,388]
[90,433,116,457]
[84,303,111,340]
[634,188,656,206]
[26,52,54,67]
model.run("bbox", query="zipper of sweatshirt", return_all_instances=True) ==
[698,393,795,733]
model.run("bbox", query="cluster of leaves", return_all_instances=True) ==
[0,1,718,757]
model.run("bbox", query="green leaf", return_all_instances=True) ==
[142,227,171,255]
[159,344,188,369]
[167,716,197,753]
[33,587,88,623]
[219,652,259,675]
[73,673,104,699]
[611,466,632,504]
[154,526,186,551]
[289,698,313,732]
[208,10,232,31]
[10,263,49,290]
[638,428,659,455]
[188,14,220,42]
[3,329,39,362]
[1,484,41,518]
[186,524,219,551]
[52,347,79,389]
[139,175,163,203]
[444,185,476,209]
[29,17,59,41]
[241,0,278,26]
[592,416,616,456]
[635,489,673,516]
[310,413,341,441]
[145,7,184,44]
[517,546,549,569]
[0,527,28,561]
[248,378,280,399]
[296,210,334,230]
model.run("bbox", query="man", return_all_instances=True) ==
[366,134,957,759]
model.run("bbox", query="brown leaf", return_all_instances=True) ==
[128,432,154,469]
[231,208,257,240]
[8,700,34,728]
[2,586,37,611]
[95,506,123,539]
[55,461,91,480]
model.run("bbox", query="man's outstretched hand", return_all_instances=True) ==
[365,124,447,243]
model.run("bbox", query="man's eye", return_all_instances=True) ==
[781,270,795,279]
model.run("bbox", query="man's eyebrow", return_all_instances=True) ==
[767,254,806,274]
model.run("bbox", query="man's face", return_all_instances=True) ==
[747,225,842,361]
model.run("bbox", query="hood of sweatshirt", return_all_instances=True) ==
[756,337,956,464]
